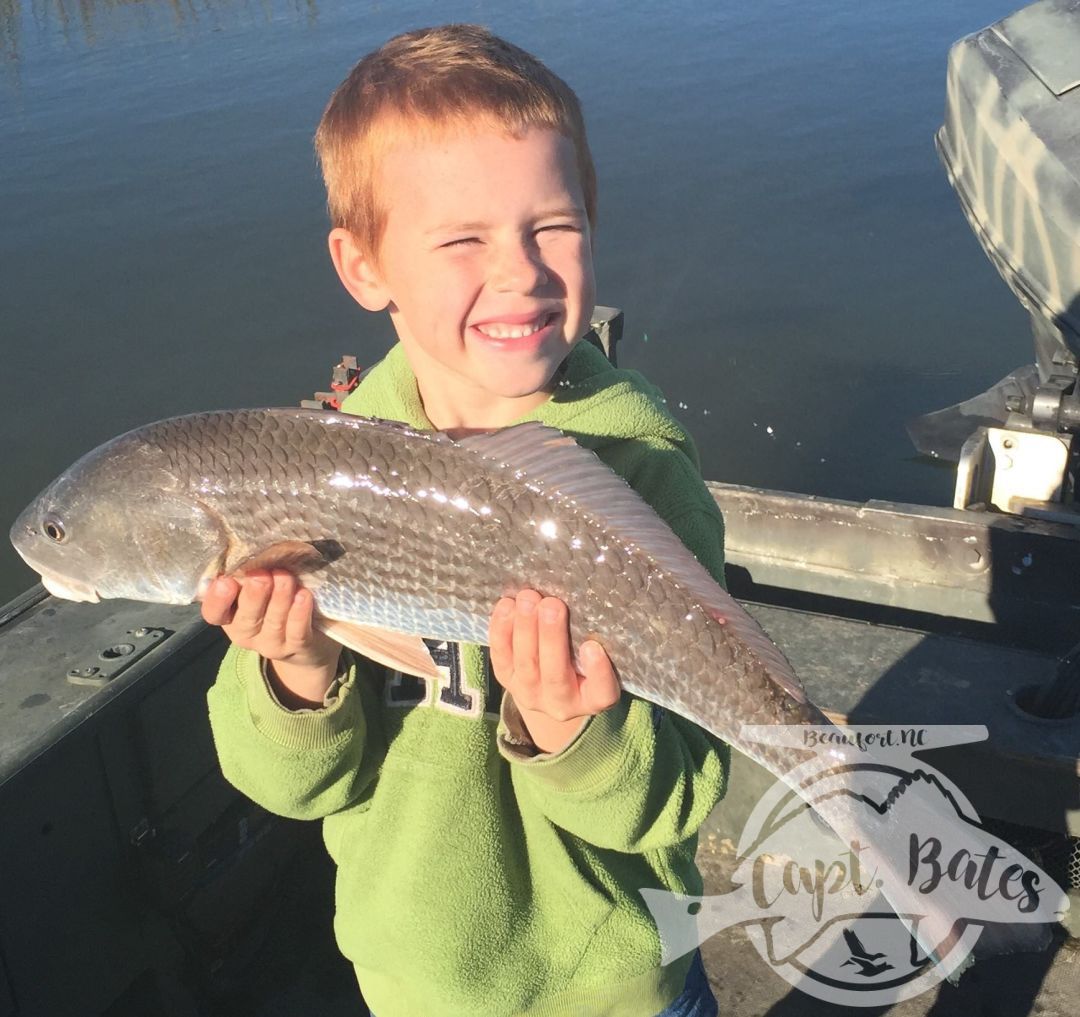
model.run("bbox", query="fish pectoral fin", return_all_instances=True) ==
[316,618,441,681]
[229,540,344,580]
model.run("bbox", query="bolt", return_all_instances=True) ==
[99,643,135,661]
[68,666,100,679]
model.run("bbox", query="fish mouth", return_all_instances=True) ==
[9,533,102,603]
[38,570,101,604]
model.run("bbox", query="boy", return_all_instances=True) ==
[203,24,727,1017]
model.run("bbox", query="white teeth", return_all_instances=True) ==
[476,318,547,340]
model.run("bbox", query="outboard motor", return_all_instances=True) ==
[909,0,1080,521]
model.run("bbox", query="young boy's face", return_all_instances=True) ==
[339,124,596,431]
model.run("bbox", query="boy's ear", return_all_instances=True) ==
[328,227,390,311]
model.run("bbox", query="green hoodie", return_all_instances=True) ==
[206,341,729,1017]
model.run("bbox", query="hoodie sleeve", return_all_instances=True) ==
[495,439,730,851]
[206,645,386,820]
[499,689,729,852]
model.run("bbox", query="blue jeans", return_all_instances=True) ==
[655,950,718,1017]
[366,950,718,1017]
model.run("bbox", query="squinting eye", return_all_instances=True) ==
[42,516,66,542]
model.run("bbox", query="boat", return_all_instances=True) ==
[2,1,1079,1013]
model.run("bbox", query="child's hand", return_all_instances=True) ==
[201,569,342,708]
[488,590,620,753]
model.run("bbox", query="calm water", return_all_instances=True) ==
[0,0,1027,605]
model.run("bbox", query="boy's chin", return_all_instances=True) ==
[483,365,565,402]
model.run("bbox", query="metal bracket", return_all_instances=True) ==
[955,425,1077,520]
[586,306,623,366]
[66,627,171,686]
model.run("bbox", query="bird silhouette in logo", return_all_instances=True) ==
[840,928,894,977]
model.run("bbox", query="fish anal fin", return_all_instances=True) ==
[316,618,440,681]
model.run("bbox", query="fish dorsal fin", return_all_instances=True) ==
[456,422,805,703]
[316,618,441,681]
[456,421,578,462]
[283,408,456,444]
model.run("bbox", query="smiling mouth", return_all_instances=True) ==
[473,312,555,340]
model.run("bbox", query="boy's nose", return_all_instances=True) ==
[492,240,548,293]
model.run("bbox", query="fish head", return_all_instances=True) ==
[10,431,229,605]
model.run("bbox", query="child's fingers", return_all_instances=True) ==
[576,640,621,713]
[511,590,543,688]
[284,587,316,648]
[261,570,299,637]
[489,591,614,725]
[228,571,274,639]
[536,598,580,718]
[487,597,516,684]
[201,577,240,626]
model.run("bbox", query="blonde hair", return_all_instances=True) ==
[314,24,597,257]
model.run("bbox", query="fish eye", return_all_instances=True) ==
[42,516,66,543]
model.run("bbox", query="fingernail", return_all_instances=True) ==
[582,641,603,663]
[540,603,560,623]
[495,599,513,620]
[518,596,536,615]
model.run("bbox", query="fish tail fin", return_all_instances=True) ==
[970,919,1056,961]
[921,918,1054,985]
